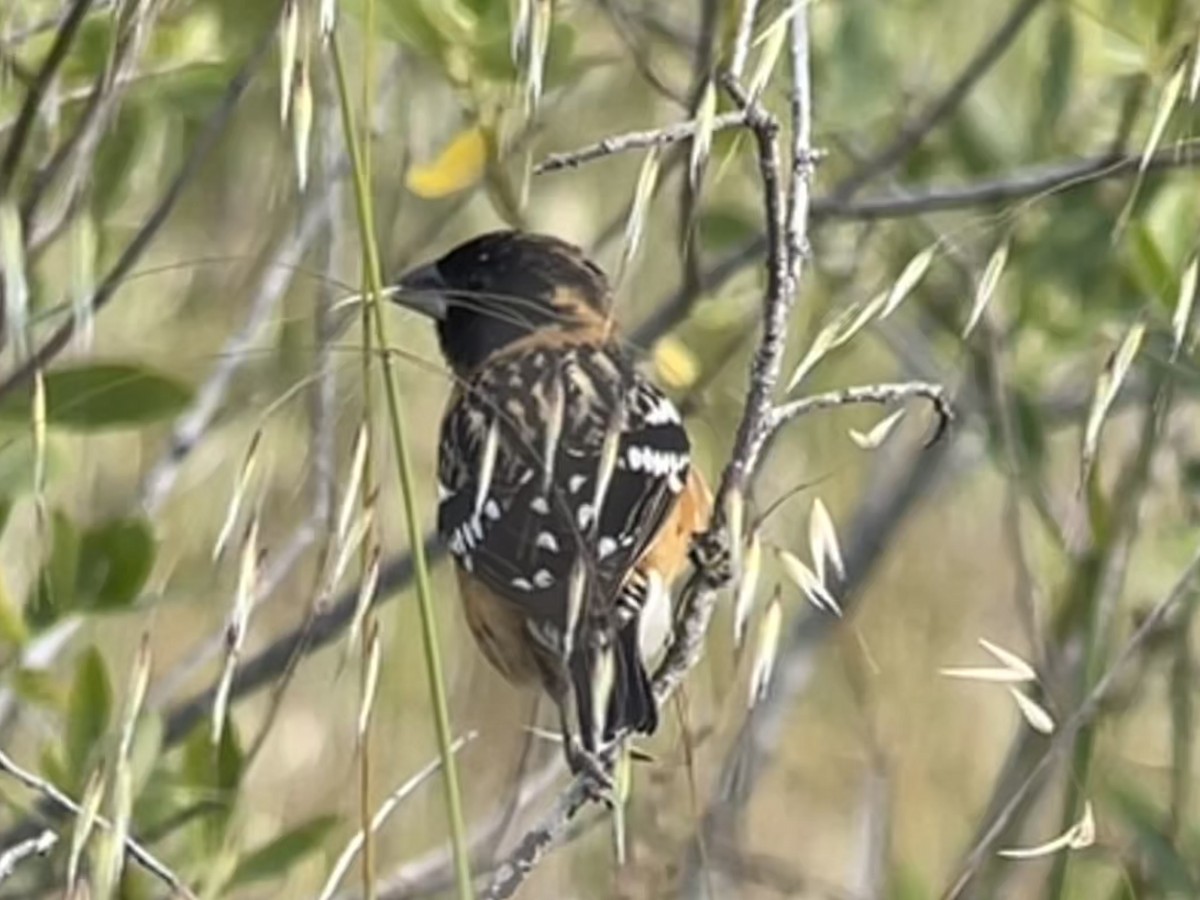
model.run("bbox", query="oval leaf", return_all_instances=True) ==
[0,364,193,431]
[76,518,156,612]
[66,647,112,782]
[406,126,488,199]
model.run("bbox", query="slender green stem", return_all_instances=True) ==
[329,31,474,900]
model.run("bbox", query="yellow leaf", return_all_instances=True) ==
[406,127,488,199]
[653,335,700,389]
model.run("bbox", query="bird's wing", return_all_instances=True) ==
[436,343,691,632]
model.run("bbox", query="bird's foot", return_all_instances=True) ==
[690,526,734,589]
[564,737,616,806]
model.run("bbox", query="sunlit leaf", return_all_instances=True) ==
[66,648,112,781]
[1007,686,1055,734]
[831,291,888,350]
[292,55,313,191]
[777,548,840,615]
[1139,60,1186,173]
[618,148,661,282]
[653,335,700,390]
[808,498,845,585]
[978,638,1037,680]
[1081,321,1145,483]
[690,81,717,191]
[1171,256,1198,360]
[474,418,499,518]
[786,320,838,391]
[939,666,1036,683]
[280,0,299,122]
[1192,33,1200,103]
[999,801,1095,858]
[214,431,261,562]
[356,622,381,741]
[406,126,488,198]
[320,0,337,39]
[748,589,782,706]
[849,408,906,450]
[963,240,1009,338]
[733,531,762,648]
[590,645,615,746]
[880,245,937,318]
[67,769,104,892]
[747,8,790,100]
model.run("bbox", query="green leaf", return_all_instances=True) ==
[1126,221,1175,305]
[27,511,80,630]
[0,566,29,647]
[182,718,244,852]
[228,815,339,888]
[66,647,112,782]
[0,364,193,432]
[128,714,164,800]
[75,518,155,612]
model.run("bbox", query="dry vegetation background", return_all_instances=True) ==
[2,0,1200,898]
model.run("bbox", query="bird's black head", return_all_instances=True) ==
[393,230,612,375]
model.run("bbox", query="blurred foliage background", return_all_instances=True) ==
[2,0,1200,898]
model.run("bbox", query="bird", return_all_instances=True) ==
[392,229,710,778]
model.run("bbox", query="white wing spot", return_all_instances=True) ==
[484,499,501,521]
[531,496,549,515]
[533,569,554,588]
[511,577,533,591]
[536,531,560,552]
[598,537,617,560]
[577,504,594,529]
[568,474,587,494]
[643,393,681,425]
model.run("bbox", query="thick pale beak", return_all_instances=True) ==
[392,262,449,321]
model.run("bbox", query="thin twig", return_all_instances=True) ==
[0,830,56,883]
[480,781,591,900]
[813,142,1200,221]
[368,755,563,900]
[0,749,195,898]
[534,110,747,174]
[770,381,953,441]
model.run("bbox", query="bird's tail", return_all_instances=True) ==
[571,621,658,753]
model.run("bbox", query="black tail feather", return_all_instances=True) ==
[570,623,657,752]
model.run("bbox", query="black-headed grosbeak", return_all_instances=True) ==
[394,230,709,774]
